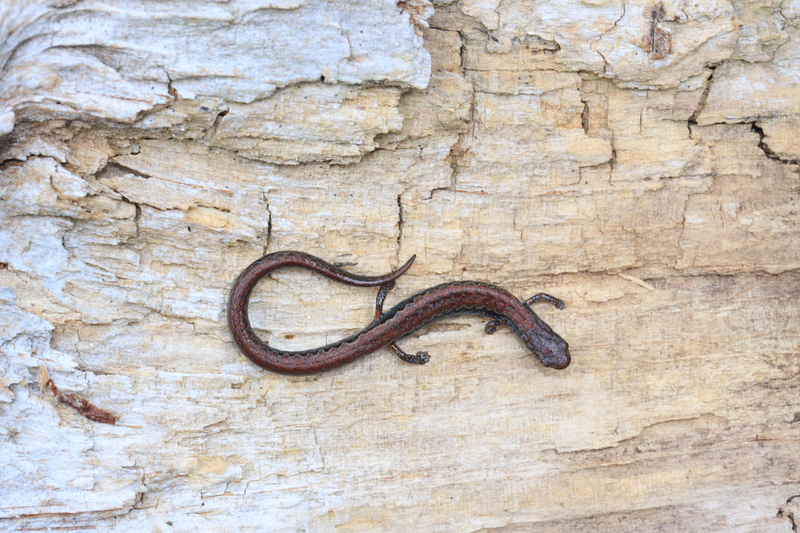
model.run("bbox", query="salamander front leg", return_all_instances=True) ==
[390,343,430,365]
[525,293,566,309]
[486,293,564,333]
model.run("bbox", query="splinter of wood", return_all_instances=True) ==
[47,379,118,425]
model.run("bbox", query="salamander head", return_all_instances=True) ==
[522,330,571,370]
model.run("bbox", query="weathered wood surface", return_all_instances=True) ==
[1,0,799,531]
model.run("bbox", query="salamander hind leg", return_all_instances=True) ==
[390,343,430,365]
[525,293,566,309]
[484,319,505,334]
[374,281,395,321]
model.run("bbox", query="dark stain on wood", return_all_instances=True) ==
[646,2,672,59]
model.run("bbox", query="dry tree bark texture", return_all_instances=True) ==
[1,0,799,531]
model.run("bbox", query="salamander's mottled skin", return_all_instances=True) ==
[228,251,570,375]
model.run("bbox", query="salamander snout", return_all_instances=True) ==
[527,334,571,370]
[543,343,570,369]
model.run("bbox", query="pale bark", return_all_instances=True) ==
[1,0,799,531]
